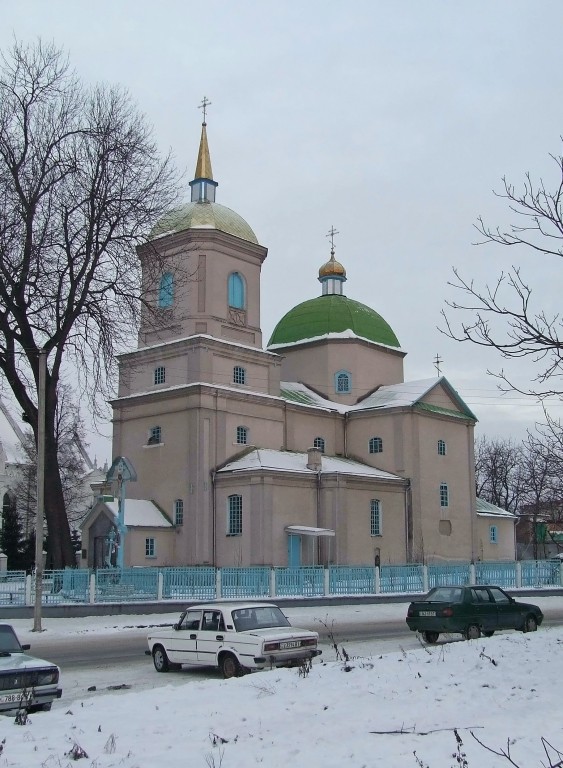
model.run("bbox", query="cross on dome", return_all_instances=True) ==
[198,96,212,125]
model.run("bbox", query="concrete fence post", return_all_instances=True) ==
[25,574,32,606]
[470,562,476,584]
[157,571,164,601]
[89,573,96,604]
[422,565,429,593]
[374,566,381,594]
[269,568,276,597]
[515,561,522,588]
[323,568,330,596]
[216,569,222,599]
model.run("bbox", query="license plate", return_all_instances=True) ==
[279,640,300,650]
[419,611,436,617]
[0,692,29,705]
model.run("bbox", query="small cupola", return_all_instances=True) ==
[189,97,218,204]
[318,225,346,296]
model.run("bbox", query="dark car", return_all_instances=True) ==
[0,624,62,713]
[406,585,544,643]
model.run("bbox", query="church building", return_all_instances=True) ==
[80,115,516,569]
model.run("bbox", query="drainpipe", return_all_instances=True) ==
[212,389,219,566]
[344,412,349,458]
[404,479,412,563]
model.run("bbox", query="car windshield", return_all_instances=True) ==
[0,625,23,653]
[232,606,291,631]
[424,587,463,603]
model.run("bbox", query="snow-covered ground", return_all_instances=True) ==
[1,598,562,767]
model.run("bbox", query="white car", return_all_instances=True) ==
[146,602,321,678]
[0,624,62,713]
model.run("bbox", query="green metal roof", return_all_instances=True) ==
[415,402,475,421]
[267,295,400,349]
[150,201,258,244]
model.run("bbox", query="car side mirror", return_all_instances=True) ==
[21,644,30,650]
[173,623,180,631]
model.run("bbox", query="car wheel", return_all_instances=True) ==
[464,624,481,641]
[27,702,52,713]
[422,631,439,644]
[523,614,538,633]
[152,644,170,673]
[482,630,495,638]
[220,652,242,679]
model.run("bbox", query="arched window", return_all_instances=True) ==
[228,272,245,309]
[335,370,351,393]
[158,272,174,308]
[440,483,449,507]
[227,494,243,536]
[233,366,246,385]
[437,439,446,456]
[369,437,383,454]
[313,437,325,453]
[174,499,184,526]
[236,426,248,445]
[489,525,498,544]
[370,499,382,536]
[154,366,166,385]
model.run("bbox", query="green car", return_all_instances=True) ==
[406,585,544,643]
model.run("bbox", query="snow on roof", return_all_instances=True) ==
[0,405,29,466]
[285,525,335,537]
[268,329,405,354]
[104,499,173,528]
[476,498,517,519]
[217,448,404,481]
[119,333,279,359]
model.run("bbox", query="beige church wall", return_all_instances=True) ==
[277,341,404,402]
[407,413,476,562]
[125,528,175,567]
[210,348,280,396]
[319,480,407,565]
[346,411,406,474]
[214,473,319,567]
[476,517,516,561]
[284,407,344,456]
[419,385,466,413]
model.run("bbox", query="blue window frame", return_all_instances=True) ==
[158,272,174,308]
[236,426,248,445]
[369,437,383,454]
[489,525,498,544]
[145,537,156,557]
[154,366,166,385]
[148,426,162,445]
[233,366,246,385]
[370,499,382,536]
[438,439,446,456]
[440,482,449,507]
[174,499,184,526]
[228,272,245,309]
[313,436,325,453]
[335,370,351,393]
[227,495,243,536]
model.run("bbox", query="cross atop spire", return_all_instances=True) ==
[433,353,443,376]
[198,96,212,125]
[326,225,339,257]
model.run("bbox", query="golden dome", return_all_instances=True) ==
[318,254,346,278]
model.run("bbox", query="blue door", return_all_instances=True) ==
[288,535,301,567]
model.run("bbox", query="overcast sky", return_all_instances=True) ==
[3,1,563,463]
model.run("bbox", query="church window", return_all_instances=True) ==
[158,272,174,308]
[440,482,449,507]
[313,437,325,453]
[236,426,248,445]
[437,439,446,456]
[174,499,184,526]
[233,366,246,385]
[154,366,166,385]
[489,525,498,544]
[145,537,156,557]
[369,437,383,454]
[370,499,382,536]
[228,272,246,309]
[148,426,162,445]
[227,494,243,536]
[335,370,351,393]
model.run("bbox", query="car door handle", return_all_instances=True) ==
[190,634,197,639]
[215,635,224,641]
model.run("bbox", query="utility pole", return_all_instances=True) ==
[33,349,47,632]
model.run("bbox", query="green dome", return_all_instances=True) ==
[150,201,258,244]
[267,295,400,349]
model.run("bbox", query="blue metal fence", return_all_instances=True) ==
[162,567,215,601]
[1,559,561,605]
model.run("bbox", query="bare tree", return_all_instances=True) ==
[0,40,180,566]
[442,147,563,399]
[474,436,524,514]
